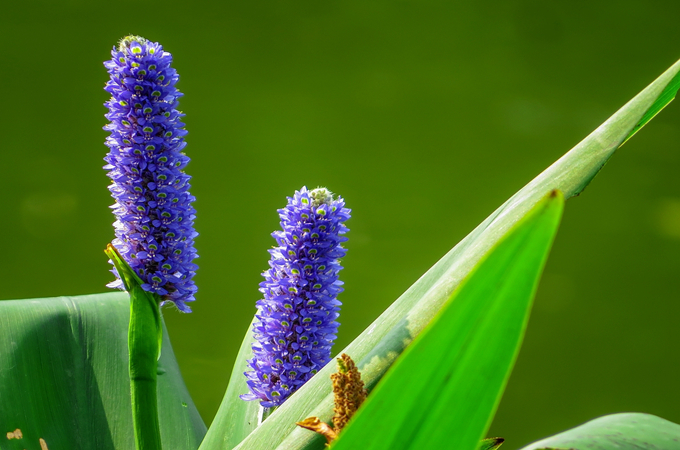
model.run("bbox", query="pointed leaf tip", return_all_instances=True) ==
[329,189,564,450]
[105,243,144,291]
[214,56,680,450]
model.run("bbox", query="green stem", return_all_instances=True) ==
[128,285,163,450]
[105,245,163,450]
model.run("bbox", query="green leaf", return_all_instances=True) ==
[331,191,563,450]
[622,68,680,144]
[105,242,145,290]
[0,292,206,450]
[479,438,505,450]
[203,58,680,450]
[519,413,680,450]
[198,317,261,450]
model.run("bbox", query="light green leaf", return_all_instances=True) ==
[0,293,206,450]
[622,68,680,144]
[198,317,261,450]
[207,58,680,450]
[519,413,680,450]
[331,191,563,450]
[197,58,680,450]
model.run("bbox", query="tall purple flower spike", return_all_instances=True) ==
[103,36,198,312]
[241,187,351,407]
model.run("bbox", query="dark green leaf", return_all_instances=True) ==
[0,293,206,450]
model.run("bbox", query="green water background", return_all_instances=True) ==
[1,1,679,447]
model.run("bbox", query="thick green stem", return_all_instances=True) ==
[128,285,163,450]
[105,245,163,450]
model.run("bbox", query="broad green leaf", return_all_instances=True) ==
[331,191,563,450]
[519,413,680,450]
[206,58,680,450]
[0,293,206,450]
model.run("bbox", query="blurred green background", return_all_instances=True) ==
[1,0,679,447]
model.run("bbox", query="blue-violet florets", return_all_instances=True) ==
[103,36,198,312]
[241,187,351,407]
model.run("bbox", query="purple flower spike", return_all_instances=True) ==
[241,187,351,407]
[103,36,198,312]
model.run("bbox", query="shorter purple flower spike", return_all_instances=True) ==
[241,187,351,408]
[103,36,198,312]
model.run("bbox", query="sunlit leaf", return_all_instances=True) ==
[331,191,563,450]
[198,317,261,450]
[203,58,680,450]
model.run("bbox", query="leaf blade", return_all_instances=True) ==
[622,67,680,144]
[519,413,680,450]
[330,191,564,450]
[0,293,206,450]
[207,58,680,450]
[197,317,261,450]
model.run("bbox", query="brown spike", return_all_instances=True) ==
[331,353,368,432]
[295,354,368,445]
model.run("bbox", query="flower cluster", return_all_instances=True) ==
[103,36,198,312]
[241,187,351,407]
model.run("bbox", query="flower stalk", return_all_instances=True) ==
[106,245,163,450]
[103,35,197,450]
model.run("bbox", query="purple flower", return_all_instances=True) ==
[241,187,351,407]
[103,36,198,312]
